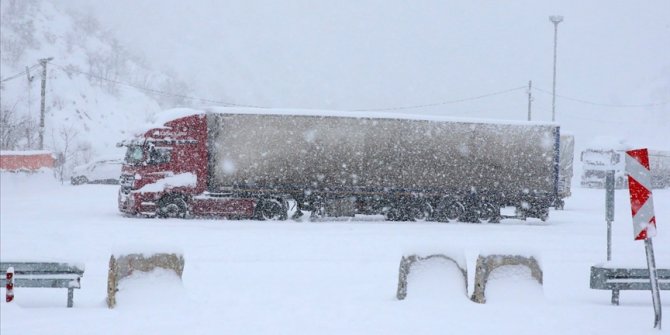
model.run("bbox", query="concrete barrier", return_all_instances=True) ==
[106,253,185,308]
[471,254,542,304]
[396,254,467,300]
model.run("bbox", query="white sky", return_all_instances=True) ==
[60,0,669,147]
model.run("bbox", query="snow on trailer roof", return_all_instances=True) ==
[147,106,558,130]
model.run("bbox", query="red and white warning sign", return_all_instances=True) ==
[625,148,657,240]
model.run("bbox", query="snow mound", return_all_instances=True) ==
[114,268,188,309]
[0,169,60,195]
[484,265,544,304]
[404,259,468,302]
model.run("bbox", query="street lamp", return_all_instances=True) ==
[549,15,563,122]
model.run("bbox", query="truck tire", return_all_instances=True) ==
[157,195,188,218]
[478,203,500,223]
[445,201,465,221]
[411,202,433,221]
[433,200,464,222]
[385,207,406,221]
[254,199,288,221]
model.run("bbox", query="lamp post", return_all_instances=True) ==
[549,15,563,122]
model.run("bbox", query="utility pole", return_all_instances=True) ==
[549,15,563,122]
[26,66,35,148]
[527,80,533,121]
[38,57,53,150]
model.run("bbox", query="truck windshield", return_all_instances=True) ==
[124,144,172,165]
[124,145,144,165]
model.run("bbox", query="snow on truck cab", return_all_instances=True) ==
[118,108,563,222]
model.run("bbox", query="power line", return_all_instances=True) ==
[51,63,265,108]
[0,64,40,83]
[11,61,668,112]
[554,113,645,124]
[533,86,668,108]
[349,86,527,112]
[52,63,531,113]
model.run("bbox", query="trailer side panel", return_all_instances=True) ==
[207,113,558,201]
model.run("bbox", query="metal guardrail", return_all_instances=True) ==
[590,266,670,305]
[1,262,84,308]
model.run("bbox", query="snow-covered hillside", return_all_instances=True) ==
[0,0,190,175]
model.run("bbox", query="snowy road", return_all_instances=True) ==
[1,173,668,334]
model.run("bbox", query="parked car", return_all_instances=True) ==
[71,157,123,185]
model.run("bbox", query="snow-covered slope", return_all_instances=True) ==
[0,0,188,174]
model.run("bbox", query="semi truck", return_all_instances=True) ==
[118,108,561,222]
[580,148,670,189]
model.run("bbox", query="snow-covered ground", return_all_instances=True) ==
[1,172,668,334]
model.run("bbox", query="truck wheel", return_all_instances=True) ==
[254,199,287,221]
[434,200,463,222]
[411,202,433,221]
[445,202,465,221]
[385,208,401,221]
[157,195,187,218]
[478,203,500,223]
[386,206,415,221]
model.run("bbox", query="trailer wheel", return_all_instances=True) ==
[157,195,188,218]
[385,207,402,221]
[411,202,433,221]
[434,200,463,222]
[445,202,465,221]
[478,203,500,223]
[254,199,288,221]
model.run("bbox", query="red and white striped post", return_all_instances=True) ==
[625,148,662,330]
[6,267,14,303]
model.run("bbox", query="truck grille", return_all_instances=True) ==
[120,174,134,194]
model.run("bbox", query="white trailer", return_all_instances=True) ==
[205,110,561,221]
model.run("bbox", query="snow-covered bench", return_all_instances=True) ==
[590,266,670,305]
[1,262,84,308]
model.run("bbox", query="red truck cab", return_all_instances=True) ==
[117,112,255,218]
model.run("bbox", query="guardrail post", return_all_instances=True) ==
[67,286,76,308]
[611,289,619,305]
